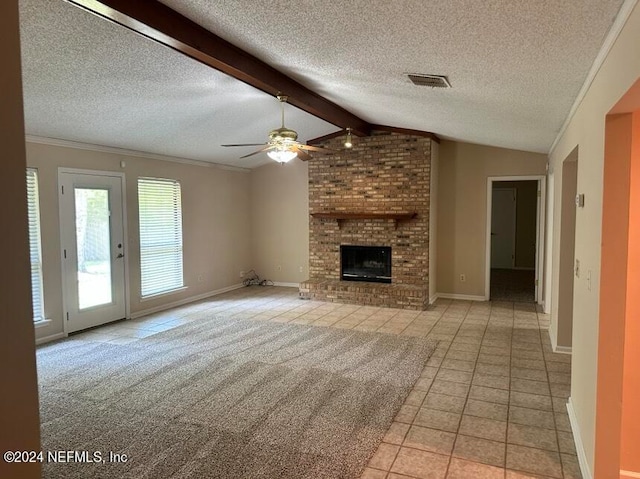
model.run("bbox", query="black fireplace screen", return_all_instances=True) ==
[340,245,391,283]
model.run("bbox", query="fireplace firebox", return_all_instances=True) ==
[340,245,391,283]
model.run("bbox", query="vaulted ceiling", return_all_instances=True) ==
[20,0,625,168]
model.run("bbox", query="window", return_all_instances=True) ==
[26,168,45,322]
[138,177,184,297]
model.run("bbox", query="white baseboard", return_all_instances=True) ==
[130,283,245,319]
[435,292,487,302]
[272,282,299,288]
[36,332,67,345]
[567,397,593,479]
[554,345,573,354]
[429,293,438,304]
[621,470,640,478]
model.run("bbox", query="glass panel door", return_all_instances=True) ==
[74,188,113,309]
[59,171,126,333]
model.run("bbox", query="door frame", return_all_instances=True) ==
[485,175,546,303]
[58,167,130,334]
[544,171,554,314]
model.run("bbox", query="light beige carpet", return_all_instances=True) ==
[37,313,435,478]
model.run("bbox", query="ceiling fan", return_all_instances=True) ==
[221,94,334,163]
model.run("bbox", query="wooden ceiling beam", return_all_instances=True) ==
[307,125,440,145]
[65,0,371,136]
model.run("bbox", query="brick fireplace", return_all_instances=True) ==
[299,129,434,310]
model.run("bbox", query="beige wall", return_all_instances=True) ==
[436,140,547,297]
[251,139,547,298]
[0,1,41,477]
[548,2,640,475]
[250,160,309,284]
[28,141,252,341]
[552,152,577,350]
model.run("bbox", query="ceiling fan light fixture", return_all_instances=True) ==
[267,147,297,163]
[222,94,333,161]
[344,127,353,149]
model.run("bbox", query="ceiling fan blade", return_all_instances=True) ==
[291,146,311,161]
[239,145,273,159]
[297,144,335,153]
[221,143,267,147]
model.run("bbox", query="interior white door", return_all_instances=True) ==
[59,172,126,333]
[491,187,517,269]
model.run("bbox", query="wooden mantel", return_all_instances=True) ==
[311,212,417,229]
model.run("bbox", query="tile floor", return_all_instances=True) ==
[73,286,580,479]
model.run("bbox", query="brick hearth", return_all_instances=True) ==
[299,130,434,310]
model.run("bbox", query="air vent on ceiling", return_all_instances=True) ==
[407,74,451,88]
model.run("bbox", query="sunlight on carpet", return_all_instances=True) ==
[37,314,435,478]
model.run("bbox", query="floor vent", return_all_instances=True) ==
[407,74,451,88]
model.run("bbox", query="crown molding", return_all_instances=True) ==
[25,135,250,172]
[549,0,639,155]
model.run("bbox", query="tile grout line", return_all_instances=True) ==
[390,299,468,478]
[507,304,564,479]
[107,290,571,479]
[505,301,515,479]
[538,307,567,479]
[441,301,487,478]
[361,298,454,478]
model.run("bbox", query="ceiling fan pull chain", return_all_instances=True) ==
[278,94,287,128]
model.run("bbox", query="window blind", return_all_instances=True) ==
[138,177,184,297]
[26,168,44,322]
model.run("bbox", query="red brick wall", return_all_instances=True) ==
[306,130,432,303]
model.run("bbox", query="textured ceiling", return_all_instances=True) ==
[19,0,336,169]
[20,0,625,167]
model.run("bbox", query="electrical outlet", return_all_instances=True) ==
[299,266,303,273]
[197,275,204,283]
[460,274,466,283]
[240,271,245,278]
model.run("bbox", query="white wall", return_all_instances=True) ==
[547,1,640,475]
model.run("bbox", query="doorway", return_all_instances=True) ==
[58,169,128,333]
[555,151,578,351]
[486,176,545,303]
